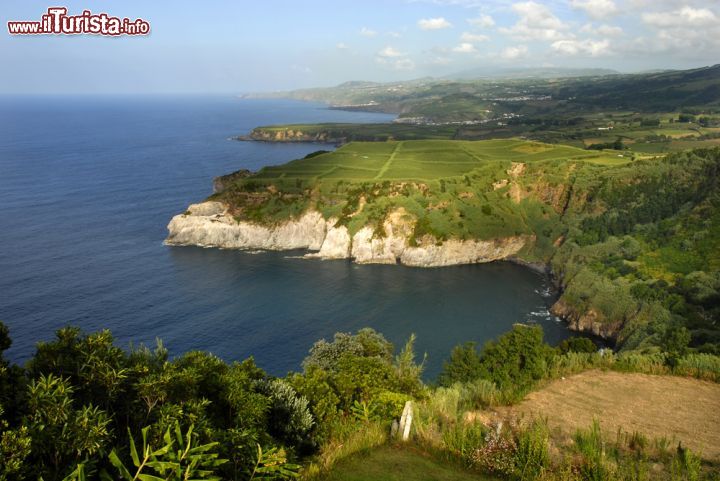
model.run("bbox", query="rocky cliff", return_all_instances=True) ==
[550,298,622,340]
[166,202,531,268]
[242,128,344,143]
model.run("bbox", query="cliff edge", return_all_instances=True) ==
[165,201,531,268]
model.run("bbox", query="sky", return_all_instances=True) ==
[2,0,719,94]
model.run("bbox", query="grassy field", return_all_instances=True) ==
[320,444,496,481]
[252,139,629,183]
[503,370,720,461]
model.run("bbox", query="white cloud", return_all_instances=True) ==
[461,32,489,42]
[377,46,404,58]
[394,58,416,70]
[452,42,478,53]
[290,65,312,74]
[551,38,611,56]
[500,45,528,59]
[643,6,717,27]
[388,31,402,38]
[428,56,452,65]
[634,6,720,56]
[499,1,570,41]
[418,17,453,30]
[336,42,349,50]
[580,23,623,36]
[570,0,618,19]
[467,14,495,28]
[375,45,415,70]
[360,27,377,37]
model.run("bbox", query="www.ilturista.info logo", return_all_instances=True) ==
[7,7,150,36]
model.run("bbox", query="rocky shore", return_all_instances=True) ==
[165,201,531,268]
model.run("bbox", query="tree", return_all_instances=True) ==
[302,328,393,373]
[26,374,111,480]
[394,333,426,395]
[662,324,691,369]
[558,337,597,354]
[438,342,482,387]
[477,325,554,393]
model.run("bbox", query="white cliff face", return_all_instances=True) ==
[311,221,351,259]
[400,237,528,267]
[165,202,326,250]
[166,202,530,267]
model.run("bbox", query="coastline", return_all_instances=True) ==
[165,201,615,343]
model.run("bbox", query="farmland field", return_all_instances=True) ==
[253,139,630,183]
[503,370,720,460]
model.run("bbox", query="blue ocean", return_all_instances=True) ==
[0,96,568,378]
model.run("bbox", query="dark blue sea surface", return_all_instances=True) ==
[0,96,568,378]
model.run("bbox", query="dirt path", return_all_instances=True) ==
[504,370,720,460]
[374,141,402,180]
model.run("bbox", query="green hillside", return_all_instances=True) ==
[251,65,720,123]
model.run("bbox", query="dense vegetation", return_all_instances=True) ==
[2,321,719,480]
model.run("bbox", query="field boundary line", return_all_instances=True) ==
[374,142,403,180]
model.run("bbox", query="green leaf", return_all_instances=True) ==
[129,429,141,468]
[108,450,133,481]
[137,474,165,481]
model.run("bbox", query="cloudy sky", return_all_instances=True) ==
[2,0,718,93]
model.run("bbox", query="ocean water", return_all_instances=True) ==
[0,95,568,378]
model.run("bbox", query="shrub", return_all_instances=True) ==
[470,428,517,477]
[373,390,409,421]
[261,379,314,449]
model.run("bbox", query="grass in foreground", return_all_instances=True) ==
[320,444,496,481]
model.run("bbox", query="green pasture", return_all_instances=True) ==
[252,139,631,184]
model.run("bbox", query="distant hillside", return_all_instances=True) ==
[244,64,720,122]
[555,64,720,111]
[447,67,620,80]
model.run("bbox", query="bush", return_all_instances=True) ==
[261,379,314,449]
[373,390,409,421]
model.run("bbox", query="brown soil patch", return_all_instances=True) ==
[504,370,720,460]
